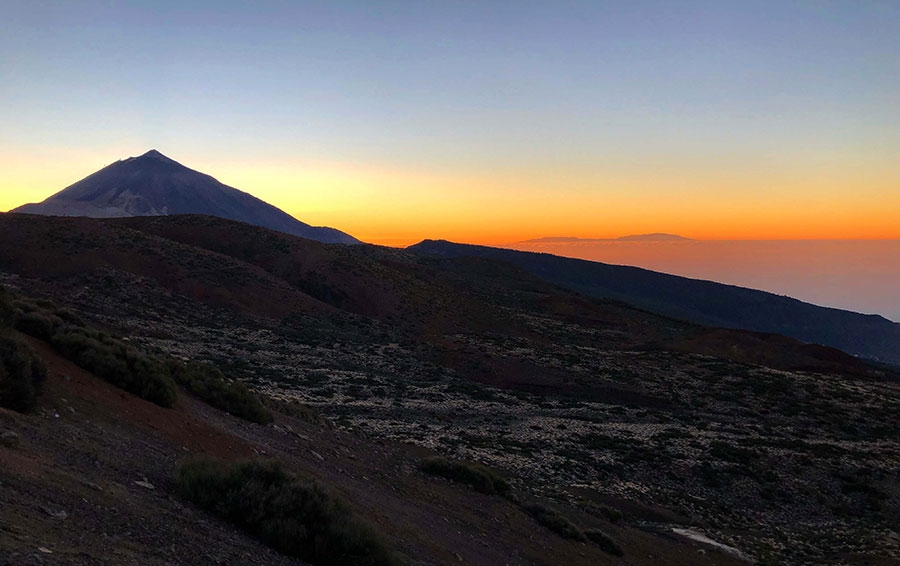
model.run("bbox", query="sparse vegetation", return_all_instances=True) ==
[51,327,176,408]
[260,395,321,424]
[0,286,47,412]
[420,456,511,496]
[588,502,624,524]
[585,528,624,556]
[176,457,395,566]
[8,289,271,418]
[8,291,175,407]
[0,335,47,412]
[173,361,273,424]
[523,503,586,541]
[0,286,14,329]
[14,311,57,341]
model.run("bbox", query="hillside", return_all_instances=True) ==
[12,150,359,244]
[408,239,900,366]
[1,213,898,565]
[4,332,691,565]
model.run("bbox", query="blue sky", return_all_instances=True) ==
[2,1,899,243]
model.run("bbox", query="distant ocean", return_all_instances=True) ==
[507,239,900,323]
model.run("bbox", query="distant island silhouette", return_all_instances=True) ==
[519,233,694,244]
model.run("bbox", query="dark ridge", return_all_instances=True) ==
[407,239,900,366]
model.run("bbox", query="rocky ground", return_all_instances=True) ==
[1,333,748,566]
[6,266,895,566]
[1,213,898,565]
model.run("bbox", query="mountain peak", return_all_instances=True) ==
[129,149,178,164]
[141,149,169,159]
[12,151,360,244]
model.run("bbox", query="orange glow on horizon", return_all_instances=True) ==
[2,151,899,247]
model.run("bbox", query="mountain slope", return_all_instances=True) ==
[408,239,900,365]
[2,213,898,564]
[13,149,359,244]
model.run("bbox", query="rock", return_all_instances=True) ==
[134,479,155,490]
[42,506,68,520]
[81,480,104,492]
[0,430,19,448]
[311,450,325,462]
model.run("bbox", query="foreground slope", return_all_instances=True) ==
[12,149,359,244]
[408,239,900,366]
[5,334,723,565]
[1,213,898,564]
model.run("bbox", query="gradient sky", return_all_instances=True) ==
[2,1,899,245]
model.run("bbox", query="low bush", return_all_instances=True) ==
[420,456,511,496]
[52,307,86,328]
[0,287,15,329]
[51,328,176,407]
[261,395,321,424]
[173,361,273,424]
[177,458,395,566]
[523,503,586,542]
[590,502,624,524]
[0,336,47,412]
[585,528,624,556]
[14,311,57,342]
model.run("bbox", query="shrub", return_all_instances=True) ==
[591,502,624,524]
[52,308,86,328]
[523,503,586,541]
[14,312,57,342]
[585,528,624,556]
[0,287,15,329]
[177,458,395,566]
[261,396,321,424]
[50,328,176,408]
[173,361,273,424]
[0,336,47,412]
[420,456,511,496]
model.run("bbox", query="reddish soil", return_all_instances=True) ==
[0,334,749,565]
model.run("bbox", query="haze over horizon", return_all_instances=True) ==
[2,1,899,246]
[507,236,900,322]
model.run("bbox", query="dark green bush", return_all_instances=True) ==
[523,503,586,541]
[173,361,273,424]
[591,502,624,524]
[0,336,47,412]
[52,308,85,328]
[51,328,176,408]
[261,395,321,424]
[177,458,395,566]
[420,456,511,496]
[585,528,624,556]
[14,311,57,342]
[0,287,15,329]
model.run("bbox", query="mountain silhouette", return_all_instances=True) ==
[408,239,900,366]
[519,233,693,243]
[615,233,693,241]
[13,149,359,244]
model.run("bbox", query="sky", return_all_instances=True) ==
[1,1,899,246]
